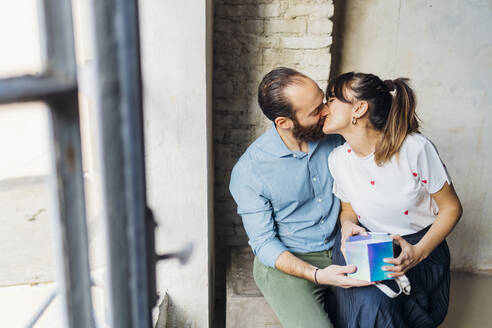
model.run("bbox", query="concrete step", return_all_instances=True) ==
[226,247,492,328]
[226,247,281,328]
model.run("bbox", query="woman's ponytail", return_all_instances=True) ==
[374,78,419,165]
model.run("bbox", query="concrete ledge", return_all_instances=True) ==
[225,247,492,327]
[226,247,281,327]
[442,271,492,327]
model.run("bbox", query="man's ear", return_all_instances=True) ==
[353,101,369,118]
[274,116,294,129]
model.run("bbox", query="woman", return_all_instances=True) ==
[323,72,462,327]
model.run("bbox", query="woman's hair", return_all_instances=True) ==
[327,72,419,165]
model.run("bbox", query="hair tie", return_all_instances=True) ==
[384,79,395,92]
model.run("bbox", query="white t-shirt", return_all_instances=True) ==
[328,133,451,236]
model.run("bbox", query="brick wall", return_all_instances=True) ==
[213,0,334,325]
[214,0,334,247]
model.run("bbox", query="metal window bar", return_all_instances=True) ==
[0,0,95,327]
[0,0,194,326]
[89,0,156,327]
[89,1,193,325]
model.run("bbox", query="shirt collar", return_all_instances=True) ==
[260,123,320,159]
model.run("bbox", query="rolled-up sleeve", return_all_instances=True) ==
[229,160,287,267]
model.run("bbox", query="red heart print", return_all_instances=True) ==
[347,149,352,153]
[412,172,418,177]
[357,215,360,219]
[404,210,409,215]
[422,180,428,184]
[370,181,375,185]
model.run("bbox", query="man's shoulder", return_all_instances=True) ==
[231,128,274,175]
[237,127,278,162]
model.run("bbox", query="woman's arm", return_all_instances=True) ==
[339,201,368,257]
[383,182,462,276]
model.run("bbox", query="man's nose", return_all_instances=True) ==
[320,104,329,117]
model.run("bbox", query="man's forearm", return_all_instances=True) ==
[274,250,317,282]
[274,250,373,288]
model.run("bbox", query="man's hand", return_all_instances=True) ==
[382,235,425,277]
[340,221,367,259]
[316,264,373,288]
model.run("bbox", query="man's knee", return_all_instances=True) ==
[253,257,333,327]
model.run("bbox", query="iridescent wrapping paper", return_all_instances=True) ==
[345,233,394,282]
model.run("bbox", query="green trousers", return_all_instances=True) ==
[253,250,334,328]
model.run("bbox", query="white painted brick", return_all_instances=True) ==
[215,82,234,98]
[285,3,334,18]
[316,80,329,93]
[281,35,332,49]
[214,18,232,33]
[214,68,230,84]
[262,48,285,66]
[258,4,280,17]
[213,0,334,255]
[302,49,332,66]
[298,66,331,81]
[252,35,281,48]
[264,48,331,67]
[264,18,307,34]
[216,54,232,68]
[244,19,264,34]
[308,18,333,35]
[220,5,258,18]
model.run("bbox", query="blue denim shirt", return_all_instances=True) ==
[229,125,343,267]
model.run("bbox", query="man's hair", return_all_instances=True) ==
[257,67,307,121]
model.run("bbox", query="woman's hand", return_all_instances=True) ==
[340,221,367,259]
[382,235,426,277]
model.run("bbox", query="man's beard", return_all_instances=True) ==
[292,116,327,142]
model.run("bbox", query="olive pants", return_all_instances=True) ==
[253,250,335,328]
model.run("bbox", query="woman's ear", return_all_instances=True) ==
[353,101,369,118]
[274,116,294,129]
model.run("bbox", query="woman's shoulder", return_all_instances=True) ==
[329,141,350,161]
[328,142,350,179]
[401,133,436,154]
[328,142,350,169]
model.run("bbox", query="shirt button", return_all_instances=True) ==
[320,218,325,224]
[293,154,297,158]
[312,177,317,182]
[318,198,322,203]
[324,238,329,244]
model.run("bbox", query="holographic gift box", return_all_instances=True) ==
[345,232,394,282]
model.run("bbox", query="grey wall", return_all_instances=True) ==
[140,0,214,326]
[332,0,492,272]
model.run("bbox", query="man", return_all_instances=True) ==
[229,67,370,327]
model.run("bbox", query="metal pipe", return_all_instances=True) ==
[24,287,59,328]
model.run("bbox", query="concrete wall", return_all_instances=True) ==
[332,0,492,272]
[140,0,214,326]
